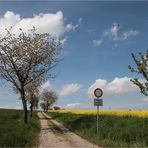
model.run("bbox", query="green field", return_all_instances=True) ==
[0,109,40,147]
[48,112,148,147]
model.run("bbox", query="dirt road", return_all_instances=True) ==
[38,112,98,148]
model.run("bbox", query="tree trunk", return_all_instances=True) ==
[30,102,33,118]
[21,92,28,124]
[46,105,49,112]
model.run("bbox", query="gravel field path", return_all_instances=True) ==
[38,112,99,148]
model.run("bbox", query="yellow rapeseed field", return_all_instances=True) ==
[48,110,148,117]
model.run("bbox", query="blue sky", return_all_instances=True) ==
[0,1,148,110]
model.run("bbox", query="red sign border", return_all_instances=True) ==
[94,88,103,98]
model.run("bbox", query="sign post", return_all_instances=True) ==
[97,105,99,135]
[94,88,103,139]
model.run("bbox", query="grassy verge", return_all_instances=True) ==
[0,109,40,147]
[48,111,148,147]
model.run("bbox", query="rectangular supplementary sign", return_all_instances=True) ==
[94,99,103,106]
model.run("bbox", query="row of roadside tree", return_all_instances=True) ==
[0,27,62,123]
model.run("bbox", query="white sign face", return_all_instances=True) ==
[94,88,103,98]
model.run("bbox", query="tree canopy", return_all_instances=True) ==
[129,51,148,96]
[41,89,58,111]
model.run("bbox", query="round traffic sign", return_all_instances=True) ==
[94,88,103,98]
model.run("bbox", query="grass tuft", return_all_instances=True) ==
[0,109,40,147]
[48,111,148,147]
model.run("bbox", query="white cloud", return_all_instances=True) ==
[93,22,120,47]
[93,39,103,47]
[0,11,78,37]
[64,102,91,109]
[78,18,83,24]
[88,77,138,98]
[59,83,82,97]
[60,37,68,45]
[103,22,121,41]
[65,17,82,32]
[65,23,78,31]
[65,103,83,109]
[0,105,22,109]
[142,98,148,102]
[93,22,139,47]
[123,30,139,40]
